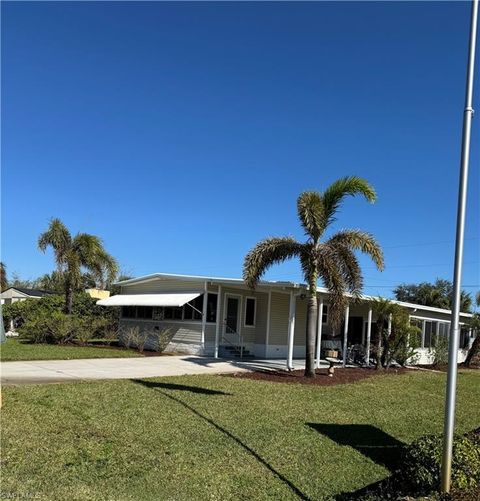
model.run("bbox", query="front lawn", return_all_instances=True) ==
[0,338,143,361]
[2,370,479,500]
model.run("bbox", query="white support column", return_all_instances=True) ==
[287,291,296,370]
[214,285,222,359]
[265,291,272,358]
[365,307,373,366]
[421,319,426,348]
[315,297,324,369]
[342,305,350,367]
[201,281,208,349]
[468,328,474,350]
[436,321,440,347]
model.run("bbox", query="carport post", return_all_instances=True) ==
[286,291,296,370]
[315,298,324,368]
[214,285,222,358]
[342,305,350,367]
[365,307,373,366]
[201,281,208,349]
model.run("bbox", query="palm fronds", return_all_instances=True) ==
[326,229,384,271]
[243,237,303,289]
[322,176,376,226]
[297,191,326,241]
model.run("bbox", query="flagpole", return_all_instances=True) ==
[441,0,478,493]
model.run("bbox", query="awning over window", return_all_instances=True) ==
[97,292,202,307]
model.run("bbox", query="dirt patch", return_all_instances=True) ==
[228,367,410,386]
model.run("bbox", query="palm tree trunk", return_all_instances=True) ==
[375,326,383,370]
[465,333,480,367]
[305,290,317,378]
[64,277,74,314]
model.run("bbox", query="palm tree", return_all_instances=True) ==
[243,177,384,377]
[38,218,118,313]
[0,262,7,291]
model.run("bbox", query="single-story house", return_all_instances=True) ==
[0,287,54,305]
[97,272,475,366]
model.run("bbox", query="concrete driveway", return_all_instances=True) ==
[0,356,308,385]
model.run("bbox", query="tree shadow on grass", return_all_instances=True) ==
[132,379,231,395]
[307,423,405,472]
[132,378,310,500]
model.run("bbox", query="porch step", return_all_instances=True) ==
[219,345,255,359]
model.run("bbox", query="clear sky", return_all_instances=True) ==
[2,1,479,299]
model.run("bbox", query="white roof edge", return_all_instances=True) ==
[115,272,305,289]
[115,272,473,318]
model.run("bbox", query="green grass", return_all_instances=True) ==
[0,338,142,361]
[2,370,479,500]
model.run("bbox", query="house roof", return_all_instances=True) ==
[116,272,473,318]
[1,287,54,297]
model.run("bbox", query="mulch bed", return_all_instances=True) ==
[417,363,479,373]
[229,366,410,386]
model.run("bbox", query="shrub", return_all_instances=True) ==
[3,292,118,343]
[75,318,95,346]
[46,312,79,344]
[122,326,139,349]
[401,434,480,493]
[18,310,79,345]
[102,325,118,346]
[430,335,449,367]
[155,327,173,352]
[130,327,148,353]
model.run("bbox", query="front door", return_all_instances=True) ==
[224,295,240,335]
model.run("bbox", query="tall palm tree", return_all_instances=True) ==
[243,177,384,377]
[0,262,7,291]
[38,218,118,313]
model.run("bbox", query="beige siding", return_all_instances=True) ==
[217,286,268,345]
[268,292,290,345]
[293,297,308,345]
[121,278,205,294]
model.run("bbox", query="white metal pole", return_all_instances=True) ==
[201,281,208,349]
[287,291,296,370]
[441,0,478,493]
[342,305,350,367]
[315,298,324,368]
[365,307,373,366]
[214,285,222,358]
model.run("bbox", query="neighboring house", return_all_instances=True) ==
[85,289,111,300]
[1,287,55,335]
[0,287,54,305]
[97,272,475,365]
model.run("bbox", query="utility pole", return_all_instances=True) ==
[441,0,478,493]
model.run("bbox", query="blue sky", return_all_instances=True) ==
[2,1,479,299]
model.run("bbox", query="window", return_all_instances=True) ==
[322,304,328,324]
[164,306,182,320]
[136,306,153,320]
[121,306,153,319]
[184,295,204,321]
[424,321,437,348]
[122,306,136,318]
[244,297,256,327]
[460,327,470,349]
[206,293,218,323]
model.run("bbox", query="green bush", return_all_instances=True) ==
[431,335,449,367]
[2,292,118,343]
[402,434,480,493]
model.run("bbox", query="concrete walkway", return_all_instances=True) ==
[0,356,311,385]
